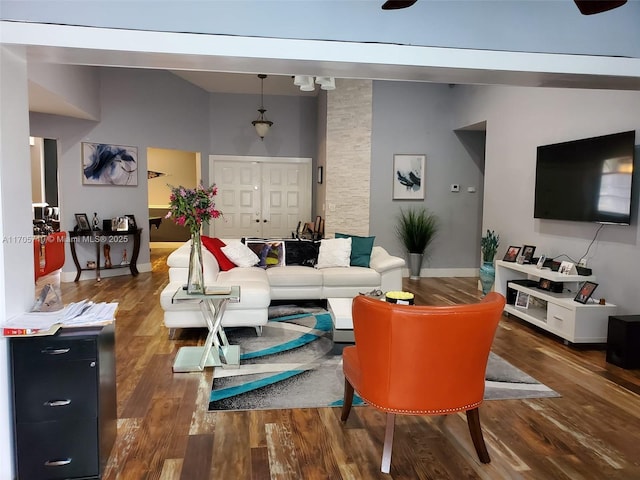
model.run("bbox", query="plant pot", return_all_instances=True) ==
[479,261,495,295]
[408,253,423,280]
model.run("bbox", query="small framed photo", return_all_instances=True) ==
[115,216,129,232]
[503,246,521,262]
[515,291,530,309]
[125,214,137,230]
[574,281,598,304]
[538,278,552,291]
[536,254,546,269]
[522,245,536,263]
[559,261,576,275]
[392,154,425,200]
[75,213,91,231]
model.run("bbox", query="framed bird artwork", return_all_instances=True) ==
[393,154,425,200]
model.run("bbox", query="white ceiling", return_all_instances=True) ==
[9,21,638,116]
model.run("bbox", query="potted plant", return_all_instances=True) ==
[395,207,439,280]
[480,229,499,294]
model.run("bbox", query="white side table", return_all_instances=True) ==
[171,286,241,372]
[328,297,355,343]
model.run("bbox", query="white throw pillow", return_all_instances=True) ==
[221,243,260,268]
[315,237,352,269]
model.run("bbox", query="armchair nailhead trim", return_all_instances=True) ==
[361,398,482,415]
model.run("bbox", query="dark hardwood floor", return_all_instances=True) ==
[52,247,640,479]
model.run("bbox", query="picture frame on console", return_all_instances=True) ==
[522,245,536,263]
[538,278,552,291]
[503,246,521,262]
[116,216,129,232]
[125,214,137,230]
[575,281,598,304]
[515,291,530,309]
[75,213,91,232]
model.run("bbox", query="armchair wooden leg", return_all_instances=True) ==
[381,413,395,473]
[466,407,490,463]
[341,378,354,421]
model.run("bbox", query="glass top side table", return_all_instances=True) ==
[171,285,241,373]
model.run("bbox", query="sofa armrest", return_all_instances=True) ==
[369,246,405,273]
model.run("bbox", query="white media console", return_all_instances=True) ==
[494,260,616,344]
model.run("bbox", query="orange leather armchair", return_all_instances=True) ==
[34,232,67,281]
[341,292,506,473]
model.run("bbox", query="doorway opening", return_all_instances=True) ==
[147,147,201,263]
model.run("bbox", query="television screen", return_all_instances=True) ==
[534,130,636,225]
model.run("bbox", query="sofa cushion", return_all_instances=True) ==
[284,239,319,267]
[218,266,269,284]
[322,266,380,287]
[335,233,375,268]
[201,236,235,271]
[266,265,324,287]
[221,242,259,267]
[315,237,352,269]
[245,240,285,268]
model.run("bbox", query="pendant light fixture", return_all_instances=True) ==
[252,74,273,140]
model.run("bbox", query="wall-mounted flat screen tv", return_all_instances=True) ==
[534,130,636,225]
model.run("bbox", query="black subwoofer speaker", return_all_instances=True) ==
[606,315,640,369]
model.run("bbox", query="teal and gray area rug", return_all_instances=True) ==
[208,305,560,411]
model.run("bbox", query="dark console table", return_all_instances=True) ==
[69,228,141,282]
[10,325,116,479]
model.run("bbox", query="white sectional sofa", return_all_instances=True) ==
[160,238,405,336]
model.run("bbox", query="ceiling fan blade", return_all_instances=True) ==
[382,0,418,10]
[574,0,626,15]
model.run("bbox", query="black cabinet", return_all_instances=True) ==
[10,325,116,480]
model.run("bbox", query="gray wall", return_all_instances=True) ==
[370,81,484,271]
[30,67,211,278]
[30,68,319,277]
[451,84,640,314]
[209,92,317,159]
[2,0,639,58]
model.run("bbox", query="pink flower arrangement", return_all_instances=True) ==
[165,183,222,235]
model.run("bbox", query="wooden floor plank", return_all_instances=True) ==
[50,249,640,479]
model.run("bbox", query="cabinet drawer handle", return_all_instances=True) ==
[41,348,70,355]
[44,458,72,467]
[553,315,564,321]
[44,399,71,407]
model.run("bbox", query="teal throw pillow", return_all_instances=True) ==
[335,233,375,267]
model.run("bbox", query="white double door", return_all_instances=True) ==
[210,155,311,239]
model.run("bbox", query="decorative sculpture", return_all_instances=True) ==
[104,244,112,268]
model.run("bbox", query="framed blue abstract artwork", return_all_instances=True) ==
[393,154,425,200]
[82,142,138,186]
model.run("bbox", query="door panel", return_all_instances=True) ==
[211,157,311,239]
[262,162,310,238]
[214,162,261,238]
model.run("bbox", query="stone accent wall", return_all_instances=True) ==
[325,79,372,237]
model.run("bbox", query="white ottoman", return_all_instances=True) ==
[328,297,354,343]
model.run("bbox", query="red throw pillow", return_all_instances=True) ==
[201,236,236,271]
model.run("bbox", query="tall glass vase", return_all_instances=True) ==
[187,230,204,294]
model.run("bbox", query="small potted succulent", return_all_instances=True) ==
[480,229,499,294]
